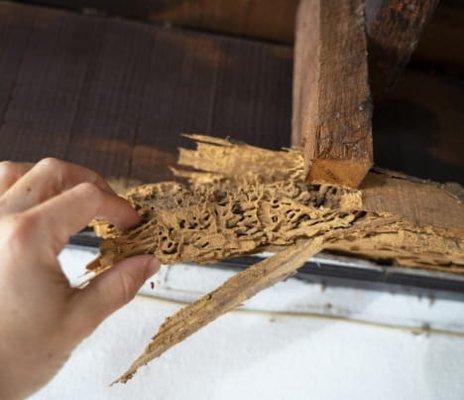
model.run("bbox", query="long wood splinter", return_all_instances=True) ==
[114,237,326,383]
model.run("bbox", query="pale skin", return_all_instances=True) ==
[0,158,160,400]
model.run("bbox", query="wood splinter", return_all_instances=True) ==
[114,212,402,383]
[114,237,325,383]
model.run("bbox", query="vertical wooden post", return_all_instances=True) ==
[292,0,373,188]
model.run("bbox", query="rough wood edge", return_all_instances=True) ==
[293,0,373,188]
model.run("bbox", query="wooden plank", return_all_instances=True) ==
[0,5,101,162]
[0,3,462,186]
[0,4,35,124]
[209,39,292,149]
[292,0,373,188]
[366,0,440,99]
[129,29,221,183]
[0,2,292,182]
[19,0,464,75]
[21,0,299,43]
[361,170,464,233]
[64,18,153,179]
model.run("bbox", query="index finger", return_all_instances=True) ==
[25,182,140,254]
[1,158,117,216]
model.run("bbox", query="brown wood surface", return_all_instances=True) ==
[374,69,464,184]
[15,1,463,107]
[361,170,464,233]
[366,0,440,100]
[293,0,373,188]
[19,0,300,43]
[413,0,464,77]
[18,0,463,55]
[0,2,292,182]
[18,0,464,77]
[0,2,462,186]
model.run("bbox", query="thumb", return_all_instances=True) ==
[68,255,160,341]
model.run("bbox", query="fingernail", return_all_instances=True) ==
[145,258,160,278]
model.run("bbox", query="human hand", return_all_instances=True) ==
[0,159,159,399]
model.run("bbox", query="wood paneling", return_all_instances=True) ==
[18,0,299,43]
[0,2,462,185]
[17,0,464,70]
[0,2,292,182]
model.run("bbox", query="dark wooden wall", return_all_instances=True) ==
[17,0,464,75]
[0,2,292,182]
[18,0,300,43]
[1,1,463,184]
[374,70,464,183]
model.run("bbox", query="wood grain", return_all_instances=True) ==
[20,0,300,43]
[362,170,464,233]
[0,2,292,182]
[0,5,100,162]
[0,2,462,185]
[63,17,153,179]
[18,0,464,78]
[94,135,463,381]
[292,0,373,188]
[115,237,326,383]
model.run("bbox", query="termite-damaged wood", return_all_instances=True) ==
[89,135,463,274]
[114,211,402,384]
[114,237,326,383]
[87,135,463,383]
[292,0,373,188]
[366,0,440,100]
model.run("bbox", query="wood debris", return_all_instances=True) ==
[87,134,464,382]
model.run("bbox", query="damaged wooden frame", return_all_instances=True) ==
[85,0,463,384]
[89,136,463,383]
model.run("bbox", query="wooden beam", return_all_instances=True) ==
[20,0,462,60]
[366,0,440,100]
[22,0,300,43]
[292,0,373,188]
[90,135,464,274]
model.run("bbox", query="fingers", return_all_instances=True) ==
[24,182,140,254]
[0,158,116,215]
[67,256,159,342]
[0,161,33,197]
